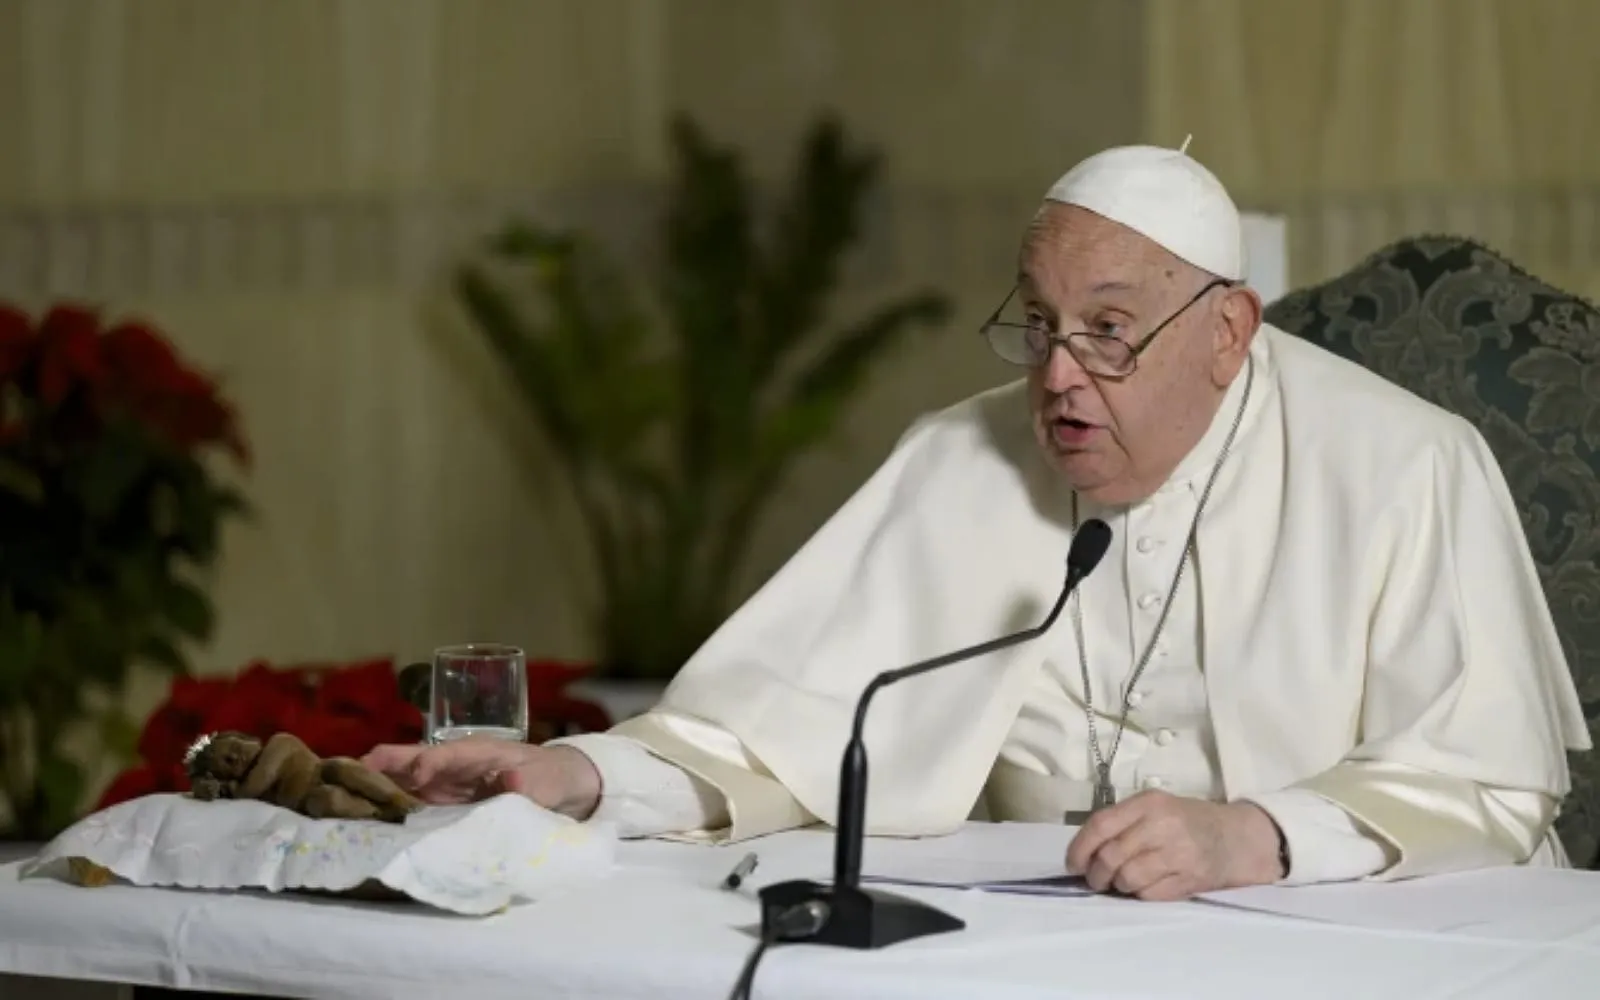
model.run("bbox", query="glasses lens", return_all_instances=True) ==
[983,322,1042,366]
[1068,335,1135,377]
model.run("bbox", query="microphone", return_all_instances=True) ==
[757,518,1113,951]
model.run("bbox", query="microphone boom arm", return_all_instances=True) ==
[758,517,1111,952]
[834,571,1083,888]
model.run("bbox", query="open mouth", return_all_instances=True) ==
[1051,416,1098,446]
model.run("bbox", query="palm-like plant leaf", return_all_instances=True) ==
[454,113,951,679]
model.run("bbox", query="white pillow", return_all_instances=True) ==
[22,792,616,916]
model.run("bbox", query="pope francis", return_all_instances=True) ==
[365,143,1593,901]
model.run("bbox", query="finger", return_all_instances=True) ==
[410,739,527,787]
[1132,872,1193,903]
[361,744,423,774]
[1065,795,1157,875]
[498,768,527,798]
[407,744,471,786]
[1083,813,1173,893]
[1109,848,1176,897]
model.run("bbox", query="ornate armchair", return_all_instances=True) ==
[1264,236,1600,868]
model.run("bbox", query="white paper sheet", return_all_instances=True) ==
[1199,865,1600,932]
[859,821,1093,896]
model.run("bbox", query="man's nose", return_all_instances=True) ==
[1039,340,1090,393]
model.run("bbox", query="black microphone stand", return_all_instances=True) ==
[757,520,1110,950]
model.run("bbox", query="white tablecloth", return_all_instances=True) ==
[3,824,1599,999]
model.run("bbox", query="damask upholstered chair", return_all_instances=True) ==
[1264,236,1600,868]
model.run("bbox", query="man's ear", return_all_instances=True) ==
[1212,284,1262,381]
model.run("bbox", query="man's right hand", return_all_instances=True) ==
[361,740,603,820]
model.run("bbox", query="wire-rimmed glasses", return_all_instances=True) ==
[980,278,1232,377]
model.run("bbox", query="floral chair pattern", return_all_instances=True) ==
[1264,235,1600,868]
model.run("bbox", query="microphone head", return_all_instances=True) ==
[1067,518,1112,579]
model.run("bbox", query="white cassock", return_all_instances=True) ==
[554,323,1593,884]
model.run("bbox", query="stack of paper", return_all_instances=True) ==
[860,822,1093,897]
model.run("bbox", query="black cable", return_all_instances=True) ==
[725,935,774,1000]
[725,901,829,1000]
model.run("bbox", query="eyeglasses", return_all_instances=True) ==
[980,278,1232,378]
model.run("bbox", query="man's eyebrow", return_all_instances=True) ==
[1012,275,1143,298]
[1090,279,1139,295]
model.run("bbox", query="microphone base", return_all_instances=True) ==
[758,879,965,950]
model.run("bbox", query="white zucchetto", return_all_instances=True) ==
[1044,140,1246,282]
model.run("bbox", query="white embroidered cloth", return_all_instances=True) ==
[21,792,615,915]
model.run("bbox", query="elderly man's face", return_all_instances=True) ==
[1020,204,1256,506]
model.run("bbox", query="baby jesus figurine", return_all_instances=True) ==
[184,731,423,823]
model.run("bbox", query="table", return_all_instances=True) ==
[4,825,1599,999]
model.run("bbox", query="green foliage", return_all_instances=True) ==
[455,114,950,679]
[0,427,248,838]
[0,305,250,839]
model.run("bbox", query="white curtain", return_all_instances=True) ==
[1146,0,1600,300]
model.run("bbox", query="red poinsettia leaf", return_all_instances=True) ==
[35,304,105,406]
[201,692,307,744]
[136,701,203,767]
[544,696,612,735]
[525,659,593,695]
[233,660,316,696]
[314,658,404,717]
[93,318,250,465]
[293,715,385,760]
[99,320,181,387]
[166,673,232,714]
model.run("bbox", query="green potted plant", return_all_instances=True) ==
[452,113,950,694]
[0,304,249,840]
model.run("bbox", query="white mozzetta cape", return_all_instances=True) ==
[611,324,1592,874]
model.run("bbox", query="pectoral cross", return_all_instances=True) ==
[1063,765,1118,825]
[1092,763,1117,810]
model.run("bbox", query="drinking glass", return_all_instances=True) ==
[427,643,529,744]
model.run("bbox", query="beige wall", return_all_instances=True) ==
[0,0,1144,781]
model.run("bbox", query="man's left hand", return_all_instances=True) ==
[1065,790,1285,901]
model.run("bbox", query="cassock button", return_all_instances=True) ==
[1155,728,1176,746]
[1126,690,1145,708]
[1136,537,1157,553]
[1137,593,1161,610]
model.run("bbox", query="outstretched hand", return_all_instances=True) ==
[1065,790,1285,901]
[361,739,602,819]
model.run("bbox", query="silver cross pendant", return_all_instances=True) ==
[1064,767,1118,825]
[1092,770,1117,810]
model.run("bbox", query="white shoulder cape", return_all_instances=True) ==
[636,325,1592,836]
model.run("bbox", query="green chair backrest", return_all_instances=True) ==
[1265,235,1600,867]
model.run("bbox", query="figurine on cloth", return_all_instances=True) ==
[184,730,423,822]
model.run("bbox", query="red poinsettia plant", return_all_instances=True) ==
[523,658,613,739]
[97,657,424,808]
[0,302,250,840]
[98,656,614,810]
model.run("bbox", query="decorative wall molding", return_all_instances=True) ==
[5,184,1598,300]
[1266,186,1600,285]
[0,187,947,300]
[0,185,1272,301]
[0,186,662,299]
